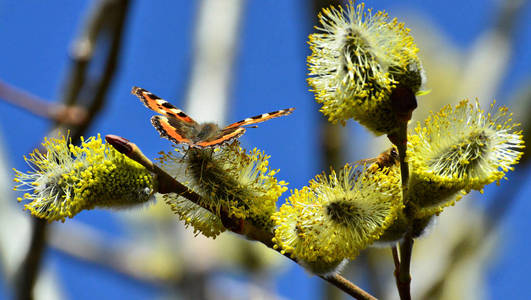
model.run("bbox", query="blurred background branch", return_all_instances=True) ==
[184,0,245,124]
[0,81,87,125]
[309,2,344,299]
[14,1,130,299]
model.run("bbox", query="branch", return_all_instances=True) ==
[388,86,417,300]
[0,80,87,125]
[105,134,377,300]
[15,1,130,299]
[104,135,247,234]
[13,218,47,300]
[389,123,413,300]
[397,232,413,300]
[322,274,377,300]
[57,0,130,139]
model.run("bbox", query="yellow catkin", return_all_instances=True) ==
[307,1,424,134]
[159,141,288,238]
[13,134,156,222]
[407,99,524,217]
[272,163,402,271]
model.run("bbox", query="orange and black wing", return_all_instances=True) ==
[151,115,196,146]
[224,108,295,129]
[193,127,247,148]
[132,86,198,125]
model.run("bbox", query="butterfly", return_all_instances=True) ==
[132,87,295,148]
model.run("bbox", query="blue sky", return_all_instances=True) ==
[1,1,530,299]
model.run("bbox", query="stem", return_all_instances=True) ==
[106,134,377,300]
[397,233,413,300]
[391,246,400,272]
[392,124,409,202]
[389,121,413,300]
[14,218,47,300]
[323,274,377,300]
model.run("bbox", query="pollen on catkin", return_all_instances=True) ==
[164,192,226,238]
[13,134,156,222]
[159,142,288,237]
[272,163,402,271]
[407,99,524,217]
[307,1,424,134]
[158,149,226,238]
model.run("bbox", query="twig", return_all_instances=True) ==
[322,274,377,300]
[61,0,122,107]
[57,0,130,138]
[391,246,400,272]
[105,135,205,202]
[106,134,377,300]
[397,232,413,300]
[389,123,413,300]
[0,80,87,125]
[14,218,47,300]
[388,86,417,300]
[15,1,130,299]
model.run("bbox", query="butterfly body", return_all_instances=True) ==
[132,87,294,148]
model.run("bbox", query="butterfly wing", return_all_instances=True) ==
[132,86,198,125]
[151,115,197,145]
[224,108,295,129]
[191,107,294,148]
[193,127,247,148]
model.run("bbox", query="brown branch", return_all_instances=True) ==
[389,123,413,300]
[104,135,249,235]
[322,274,378,300]
[106,134,376,300]
[15,1,130,299]
[13,218,48,300]
[396,233,413,300]
[60,0,118,108]
[391,246,400,271]
[57,0,130,139]
[104,135,205,202]
[0,80,87,125]
[388,86,417,300]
